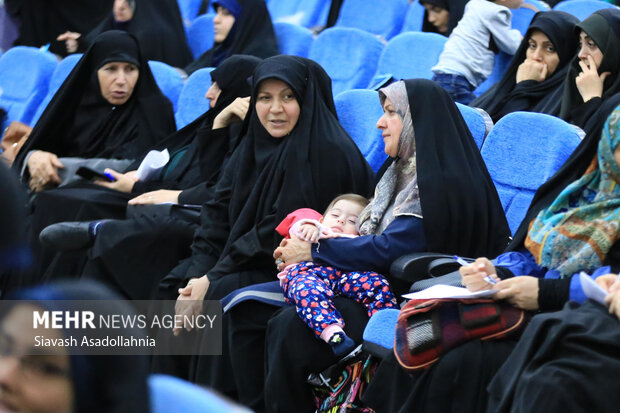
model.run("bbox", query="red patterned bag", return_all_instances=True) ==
[394,298,528,371]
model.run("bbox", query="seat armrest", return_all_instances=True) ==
[390,252,453,283]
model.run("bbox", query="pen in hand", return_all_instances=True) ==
[453,255,498,285]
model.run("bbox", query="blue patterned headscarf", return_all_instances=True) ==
[526,106,620,277]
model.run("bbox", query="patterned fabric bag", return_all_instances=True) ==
[394,298,528,371]
[308,347,377,413]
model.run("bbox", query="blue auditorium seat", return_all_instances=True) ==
[31,53,82,126]
[148,60,184,112]
[334,89,387,172]
[401,0,426,33]
[511,7,536,35]
[187,13,215,60]
[553,0,615,20]
[175,67,213,129]
[309,27,384,96]
[273,22,314,58]
[363,308,400,359]
[335,0,409,40]
[0,46,57,129]
[267,0,331,28]
[481,111,581,234]
[149,374,251,413]
[474,51,513,96]
[456,102,491,149]
[370,32,446,86]
[177,0,204,29]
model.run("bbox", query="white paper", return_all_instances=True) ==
[136,149,169,181]
[403,284,497,300]
[579,271,608,305]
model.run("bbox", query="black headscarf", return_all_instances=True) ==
[58,0,193,68]
[13,30,176,172]
[471,11,579,122]
[402,79,511,257]
[560,9,620,121]
[184,55,374,292]
[184,0,278,75]
[508,93,620,252]
[419,0,469,36]
[7,280,150,413]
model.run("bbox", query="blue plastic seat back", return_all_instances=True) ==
[175,67,214,129]
[474,51,513,97]
[149,374,252,413]
[334,89,387,172]
[401,0,426,33]
[268,0,331,27]
[481,112,581,234]
[335,0,409,40]
[456,103,490,150]
[273,22,314,58]
[309,27,384,96]
[188,13,215,60]
[31,53,82,126]
[0,46,57,129]
[177,0,203,28]
[510,7,536,35]
[148,60,184,112]
[362,308,400,357]
[553,0,615,20]
[370,32,446,87]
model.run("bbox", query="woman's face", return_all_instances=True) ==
[205,81,222,108]
[376,97,403,158]
[255,78,300,138]
[97,61,139,106]
[423,4,450,34]
[526,30,560,77]
[578,30,604,70]
[213,6,236,43]
[0,305,73,413]
[113,0,134,22]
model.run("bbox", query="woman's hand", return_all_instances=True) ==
[273,237,312,271]
[595,273,618,292]
[27,150,64,192]
[56,31,82,54]
[128,189,182,205]
[516,59,547,83]
[173,276,209,336]
[493,276,539,311]
[604,277,620,320]
[576,55,610,103]
[212,97,250,129]
[93,168,138,192]
[459,257,499,291]
[298,224,320,243]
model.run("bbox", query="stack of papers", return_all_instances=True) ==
[403,285,497,300]
[136,149,169,181]
[579,272,608,305]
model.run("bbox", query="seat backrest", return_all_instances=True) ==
[0,46,57,129]
[473,51,513,97]
[148,60,184,112]
[188,13,215,60]
[553,0,615,20]
[273,22,314,58]
[149,374,251,413]
[335,0,409,40]
[334,89,387,172]
[480,111,581,234]
[175,67,213,129]
[177,0,203,28]
[510,7,536,35]
[401,0,426,33]
[309,27,384,96]
[268,0,330,27]
[31,53,82,126]
[455,102,490,149]
[370,32,446,87]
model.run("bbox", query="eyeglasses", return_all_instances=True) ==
[0,331,70,380]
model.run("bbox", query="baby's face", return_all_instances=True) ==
[322,200,364,235]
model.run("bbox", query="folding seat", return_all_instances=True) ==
[187,13,215,60]
[335,0,410,40]
[177,0,204,28]
[149,374,252,412]
[148,60,184,112]
[553,0,615,20]
[308,27,384,96]
[31,53,82,126]
[174,67,213,129]
[370,32,446,87]
[273,22,314,58]
[473,51,513,96]
[0,46,57,129]
[455,102,491,149]
[267,0,331,28]
[481,111,581,234]
[334,89,387,172]
[401,0,426,33]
